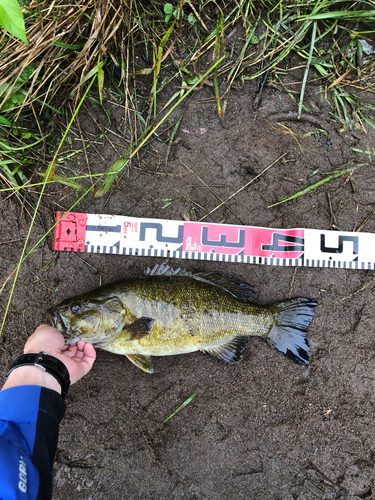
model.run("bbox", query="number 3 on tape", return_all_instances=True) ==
[54,211,375,270]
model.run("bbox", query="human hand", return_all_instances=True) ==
[24,324,96,385]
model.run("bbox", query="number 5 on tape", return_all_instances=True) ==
[54,211,375,270]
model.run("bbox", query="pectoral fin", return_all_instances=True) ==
[123,317,154,340]
[204,336,250,364]
[126,354,154,373]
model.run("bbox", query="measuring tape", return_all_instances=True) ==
[54,211,375,270]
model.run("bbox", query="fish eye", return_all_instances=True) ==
[70,305,80,314]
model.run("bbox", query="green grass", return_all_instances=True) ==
[269,161,372,208]
[163,393,197,423]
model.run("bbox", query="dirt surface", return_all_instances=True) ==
[1,74,375,500]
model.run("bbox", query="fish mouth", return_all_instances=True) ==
[47,308,79,344]
[47,308,64,332]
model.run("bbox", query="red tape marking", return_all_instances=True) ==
[54,212,87,252]
[183,222,304,259]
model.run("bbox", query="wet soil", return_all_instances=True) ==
[1,74,375,499]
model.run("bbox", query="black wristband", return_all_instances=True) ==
[5,352,70,398]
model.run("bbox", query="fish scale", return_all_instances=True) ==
[121,278,272,345]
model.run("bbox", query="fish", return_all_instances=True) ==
[47,264,318,373]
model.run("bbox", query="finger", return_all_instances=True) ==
[66,341,90,361]
[80,343,96,372]
[63,342,96,383]
[83,342,96,363]
[62,347,78,359]
[69,341,95,363]
[70,349,85,361]
[70,348,96,383]
[62,343,86,359]
[76,340,91,352]
[66,342,77,348]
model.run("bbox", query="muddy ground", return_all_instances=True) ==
[1,69,375,500]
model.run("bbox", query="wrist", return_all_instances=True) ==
[2,365,62,394]
[3,352,70,398]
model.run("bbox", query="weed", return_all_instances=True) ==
[0,0,27,43]
[163,393,197,423]
[164,3,196,24]
[269,162,371,208]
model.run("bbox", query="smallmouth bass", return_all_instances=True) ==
[48,265,318,373]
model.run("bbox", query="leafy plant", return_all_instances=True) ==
[0,0,27,44]
[0,114,44,186]
[164,3,195,24]
[0,64,35,110]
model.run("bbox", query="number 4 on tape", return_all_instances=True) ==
[54,211,375,270]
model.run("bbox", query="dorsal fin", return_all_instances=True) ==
[204,336,250,364]
[144,264,184,276]
[191,271,256,302]
[144,264,256,302]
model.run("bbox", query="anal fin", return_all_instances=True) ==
[204,336,250,364]
[126,354,154,373]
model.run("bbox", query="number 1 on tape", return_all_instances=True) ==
[54,211,375,270]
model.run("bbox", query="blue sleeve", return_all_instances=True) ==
[0,385,66,500]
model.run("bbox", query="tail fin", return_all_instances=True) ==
[268,298,318,365]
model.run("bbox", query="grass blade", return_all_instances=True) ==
[298,21,316,119]
[268,163,369,208]
[358,111,375,130]
[0,134,48,151]
[97,56,104,105]
[93,158,128,196]
[48,175,84,190]
[71,60,104,96]
[303,11,375,21]
[156,21,175,77]
[165,114,183,166]
[214,11,224,117]
[53,41,85,50]
[163,393,197,423]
